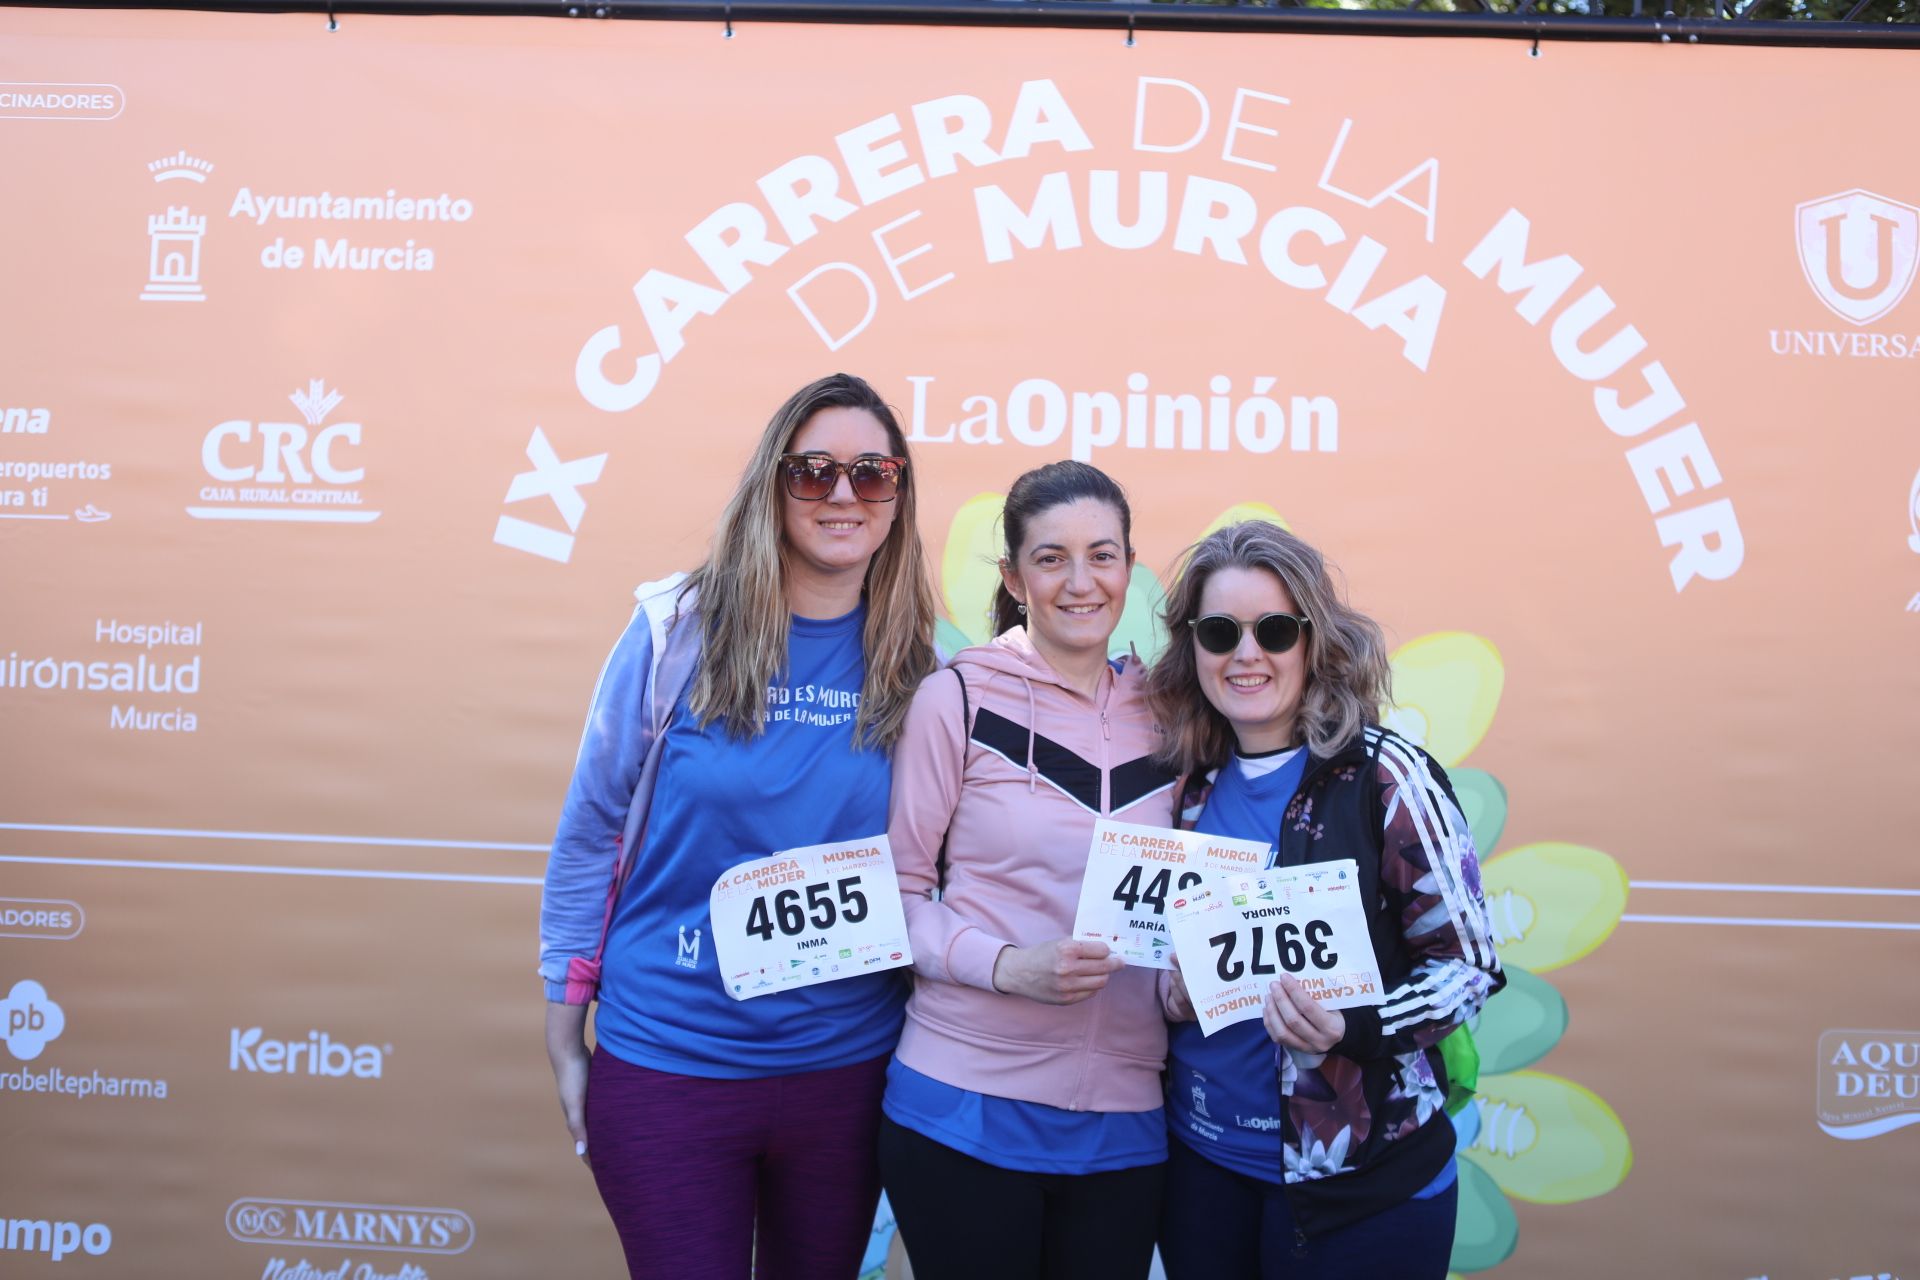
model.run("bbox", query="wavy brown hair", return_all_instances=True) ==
[683,373,937,749]
[1146,521,1391,773]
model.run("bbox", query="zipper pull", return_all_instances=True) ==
[1293,1226,1308,1258]
[1100,709,1111,740]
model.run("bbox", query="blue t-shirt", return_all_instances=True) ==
[1168,749,1305,1182]
[884,1060,1166,1174]
[594,604,906,1079]
[1168,749,1459,1199]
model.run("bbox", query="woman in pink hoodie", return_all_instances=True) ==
[880,461,1177,1280]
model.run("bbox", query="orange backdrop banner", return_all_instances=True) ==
[2,8,1917,1278]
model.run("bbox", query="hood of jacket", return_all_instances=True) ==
[947,625,1144,798]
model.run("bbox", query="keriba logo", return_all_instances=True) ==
[229,1027,391,1079]
[1796,189,1920,327]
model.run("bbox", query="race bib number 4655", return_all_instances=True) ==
[1166,859,1385,1035]
[1070,819,1272,969]
[709,837,912,1001]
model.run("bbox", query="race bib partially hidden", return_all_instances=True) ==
[1070,819,1272,969]
[709,836,913,1001]
[1166,859,1386,1035]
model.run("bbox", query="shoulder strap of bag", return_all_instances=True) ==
[935,665,969,895]
[587,605,701,978]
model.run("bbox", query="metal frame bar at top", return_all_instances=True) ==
[4,0,1918,45]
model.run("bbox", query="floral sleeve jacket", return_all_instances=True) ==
[1176,725,1505,1237]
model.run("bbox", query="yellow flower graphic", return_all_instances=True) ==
[1389,634,1633,1274]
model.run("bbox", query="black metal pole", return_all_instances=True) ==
[2,0,1916,47]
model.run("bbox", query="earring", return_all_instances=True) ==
[1016,603,1027,615]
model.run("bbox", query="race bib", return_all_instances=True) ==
[708,836,913,1001]
[1166,859,1385,1035]
[1070,819,1272,969]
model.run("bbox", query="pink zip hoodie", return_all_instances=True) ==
[887,628,1178,1114]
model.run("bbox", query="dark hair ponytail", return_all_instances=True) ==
[990,461,1134,637]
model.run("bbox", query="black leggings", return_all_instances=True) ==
[1158,1136,1458,1280]
[878,1115,1166,1280]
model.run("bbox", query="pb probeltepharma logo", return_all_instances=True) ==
[226,1199,474,1255]
[1817,1029,1920,1140]
[190,379,380,524]
[230,1027,392,1079]
[1,979,65,1060]
[0,980,170,1101]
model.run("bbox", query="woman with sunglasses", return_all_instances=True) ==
[1146,521,1502,1280]
[539,373,938,1280]
[880,461,1177,1280]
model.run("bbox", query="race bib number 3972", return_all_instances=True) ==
[1070,819,1272,969]
[709,837,912,1001]
[1166,859,1385,1035]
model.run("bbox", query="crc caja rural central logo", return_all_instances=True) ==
[225,1199,474,1255]
[190,379,381,524]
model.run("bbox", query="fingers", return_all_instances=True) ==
[1054,942,1124,979]
[1057,968,1115,996]
[1064,939,1116,963]
[1262,990,1294,1046]
[1268,978,1342,1052]
[1277,976,1340,1034]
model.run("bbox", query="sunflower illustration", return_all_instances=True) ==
[1385,633,1634,1274]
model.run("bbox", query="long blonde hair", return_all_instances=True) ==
[683,373,937,748]
[1147,521,1391,774]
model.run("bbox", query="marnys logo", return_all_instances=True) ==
[189,380,381,524]
[226,1199,474,1256]
[1,979,65,1060]
[1797,190,1920,326]
[1816,1029,1920,1140]
[230,1027,392,1079]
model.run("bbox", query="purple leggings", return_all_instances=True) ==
[585,1046,888,1280]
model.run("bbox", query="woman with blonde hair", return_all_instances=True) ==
[1148,520,1502,1279]
[539,373,938,1279]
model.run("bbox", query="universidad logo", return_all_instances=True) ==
[935,496,1633,1273]
[1795,189,1920,327]
[1,979,66,1060]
